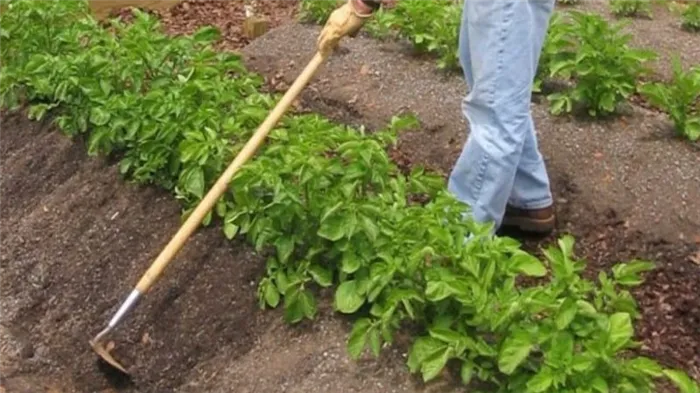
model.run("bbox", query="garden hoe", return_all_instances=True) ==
[89,49,331,374]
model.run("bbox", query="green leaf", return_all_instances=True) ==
[420,346,451,382]
[428,327,463,345]
[368,327,381,357]
[347,318,371,359]
[425,281,460,302]
[549,94,570,115]
[90,107,110,126]
[460,361,474,385]
[223,222,239,239]
[626,357,664,377]
[215,199,227,218]
[360,214,379,242]
[276,270,290,293]
[663,369,700,393]
[511,250,547,277]
[526,367,554,393]
[308,264,333,287]
[612,260,656,286]
[202,211,212,226]
[576,300,598,316]
[572,353,594,371]
[193,25,221,43]
[558,235,575,260]
[546,331,574,366]
[591,376,609,393]
[407,336,444,373]
[608,312,634,351]
[555,298,578,330]
[275,269,292,296]
[320,201,343,222]
[100,79,112,95]
[341,250,362,273]
[334,280,365,313]
[317,211,347,241]
[498,330,533,375]
[28,103,52,121]
[264,280,280,308]
[283,287,304,323]
[185,168,205,199]
[299,289,317,319]
[475,337,498,357]
[274,236,295,264]
[685,118,700,141]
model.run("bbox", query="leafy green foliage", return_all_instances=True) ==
[2,1,699,391]
[398,237,674,392]
[298,0,462,70]
[298,0,341,24]
[378,0,462,70]
[362,7,395,39]
[0,1,268,201]
[546,11,657,117]
[534,12,574,94]
[639,57,700,141]
[610,0,653,18]
[665,368,700,393]
[681,2,700,32]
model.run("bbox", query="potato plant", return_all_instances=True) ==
[545,11,657,117]
[639,57,700,141]
[609,0,653,18]
[2,1,699,392]
[377,0,462,70]
[534,12,574,94]
[298,0,341,24]
[298,0,462,70]
[681,2,700,31]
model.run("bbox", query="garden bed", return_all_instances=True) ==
[1,1,699,393]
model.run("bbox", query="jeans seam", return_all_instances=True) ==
[471,150,489,200]
[487,2,514,107]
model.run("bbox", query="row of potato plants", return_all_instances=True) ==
[298,0,700,141]
[616,0,700,30]
[1,0,699,392]
[562,0,700,25]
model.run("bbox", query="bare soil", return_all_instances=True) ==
[1,1,700,392]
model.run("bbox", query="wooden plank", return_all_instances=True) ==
[87,0,182,20]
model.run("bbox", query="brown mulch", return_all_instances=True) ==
[98,0,299,51]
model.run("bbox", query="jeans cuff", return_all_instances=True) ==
[509,196,553,210]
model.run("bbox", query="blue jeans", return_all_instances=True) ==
[448,0,555,232]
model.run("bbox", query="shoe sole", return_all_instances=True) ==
[502,215,555,234]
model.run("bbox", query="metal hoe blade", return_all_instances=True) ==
[90,327,128,374]
[90,289,141,374]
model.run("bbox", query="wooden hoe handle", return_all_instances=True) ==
[135,51,328,294]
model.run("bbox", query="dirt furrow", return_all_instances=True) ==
[0,112,446,393]
[0,111,267,392]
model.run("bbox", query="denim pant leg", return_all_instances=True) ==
[508,0,555,210]
[448,0,547,230]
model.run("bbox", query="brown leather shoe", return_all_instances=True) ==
[502,204,555,234]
